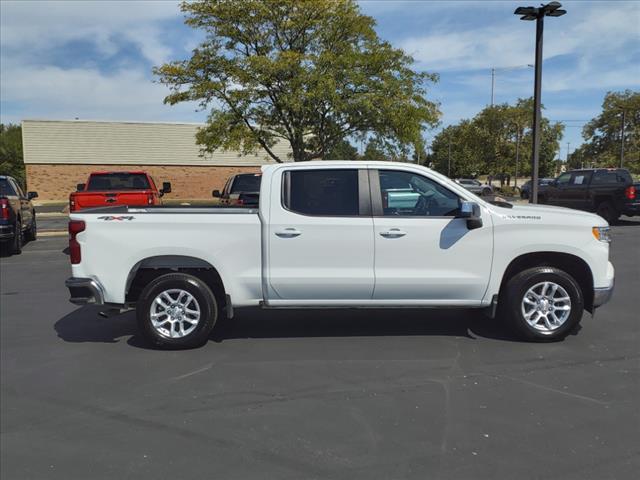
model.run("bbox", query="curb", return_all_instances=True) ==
[38,212,68,218]
[39,231,68,237]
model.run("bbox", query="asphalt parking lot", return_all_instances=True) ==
[1,219,639,480]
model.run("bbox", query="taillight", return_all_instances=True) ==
[68,220,85,264]
[69,196,76,212]
[148,193,154,205]
[236,198,244,206]
[625,185,636,200]
[0,199,9,220]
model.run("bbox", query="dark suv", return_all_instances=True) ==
[538,168,639,224]
[0,175,38,254]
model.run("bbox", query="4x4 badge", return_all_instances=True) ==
[97,216,134,221]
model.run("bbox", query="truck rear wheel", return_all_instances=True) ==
[596,200,619,225]
[499,267,584,342]
[137,273,217,349]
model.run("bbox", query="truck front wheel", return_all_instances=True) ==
[500,267,584,342]
[137,273,218,349]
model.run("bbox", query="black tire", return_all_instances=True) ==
[499,266,584,342]
[11,219,23,255]
[482,187,492,196]
[596,200,619,225]
[136,273,218,349]
[521,191,529,200]
[25,213,37,242]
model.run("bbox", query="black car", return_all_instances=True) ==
[0,175,38,254]
[212,173,261,207]
[538,168,639,224]
[520,178,554,199]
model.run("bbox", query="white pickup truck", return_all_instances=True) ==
[65,161,614,349]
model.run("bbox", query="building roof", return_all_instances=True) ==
[21,119,292,166]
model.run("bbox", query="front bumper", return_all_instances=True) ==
[0,224,15,240]
[593,280,614,308]
[65,277,105,305]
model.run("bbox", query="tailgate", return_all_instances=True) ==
[73,191,154,210]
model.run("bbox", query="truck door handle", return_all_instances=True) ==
[275,228,302,238]
[380,228,406,238]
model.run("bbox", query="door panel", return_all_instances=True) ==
[371,169,493,303]
[267,168,375,300]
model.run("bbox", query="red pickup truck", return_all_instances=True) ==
[69,172,171,212]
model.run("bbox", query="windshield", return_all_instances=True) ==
[230,174,261,193]
[86,173,150,191]
[0,179,17,196]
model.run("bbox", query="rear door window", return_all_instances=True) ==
[570,172,592,186]
[283,169,359,216]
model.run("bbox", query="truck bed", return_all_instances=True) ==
[70,205,262,305]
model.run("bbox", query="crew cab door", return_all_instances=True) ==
[370,169,493,304]
[266,167,374,301]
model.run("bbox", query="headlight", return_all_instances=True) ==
[592,226,611,243]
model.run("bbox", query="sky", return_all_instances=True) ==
[1,0,639,156]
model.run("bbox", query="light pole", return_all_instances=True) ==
[620,109,626,168]
[514,1,566,204]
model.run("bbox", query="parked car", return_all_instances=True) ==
[66,161,614,349]
[454,178,493,196]
[538,168,639,224]
[520,178,555,199]
[0,175,38,254]
[69,171,171,212]
[212,173,261,207]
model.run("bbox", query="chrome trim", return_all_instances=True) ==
[593,281,614,308]
[65,277,105,305]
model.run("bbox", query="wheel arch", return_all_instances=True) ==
[125,255,228,314]
[498,251,594,312]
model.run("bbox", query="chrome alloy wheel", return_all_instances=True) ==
[149,289,201,338]
[521,281,572,334]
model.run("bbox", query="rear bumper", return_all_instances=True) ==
[622,201,640,216]
[0,224,15,240]
[65,277,105,305]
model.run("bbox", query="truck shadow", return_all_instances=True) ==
[54,306,525,348]
[209,308,522,343]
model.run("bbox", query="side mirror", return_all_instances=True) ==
[76,183,86,192]
[27,191,38,200]
[212,189,221,198]
[457,201,482,229]
[159,181,171,197]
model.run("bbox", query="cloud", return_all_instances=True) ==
[400,1,639,72]
[0,0,181,64]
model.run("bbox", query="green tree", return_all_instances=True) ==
[580,90,639,172]
[429,99,563,179]
[324,139,359,160]
[155,0,439,162]
[0,124,25,185]
[362,138,387,161]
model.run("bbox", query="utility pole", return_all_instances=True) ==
[490,68,495,106]
[620,109,626,168]
[514,2,566,204]
[448,137,452,177]
[566,141,570,161]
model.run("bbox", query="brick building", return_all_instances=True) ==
[22,119,291,201]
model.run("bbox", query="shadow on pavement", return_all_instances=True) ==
[55,305,525,349]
